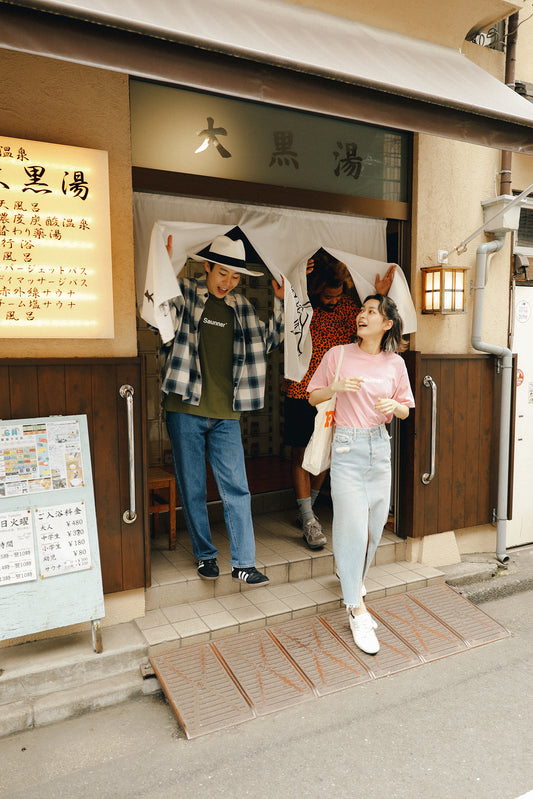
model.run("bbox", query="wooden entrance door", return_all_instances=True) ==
[0,358,147,592]
[397,352,499,539]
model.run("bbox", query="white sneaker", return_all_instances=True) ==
[349,611,380,655]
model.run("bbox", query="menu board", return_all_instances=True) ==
[0,414,105,643]
[0,135,113,338]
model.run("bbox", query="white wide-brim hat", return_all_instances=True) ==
[193,235,263,277]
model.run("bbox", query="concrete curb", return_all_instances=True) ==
[441,544,533,604]
[0,671,161,739]
[447,572,533,604]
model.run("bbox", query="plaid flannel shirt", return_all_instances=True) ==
[161,276,284,412]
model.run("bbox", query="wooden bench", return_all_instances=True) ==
[148,467,177,550]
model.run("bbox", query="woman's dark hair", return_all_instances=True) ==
[357,294,405,352]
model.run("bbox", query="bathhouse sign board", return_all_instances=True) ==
[0,136,114,338]
[0,415,105,645]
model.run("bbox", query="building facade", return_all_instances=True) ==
[1,0,533,643]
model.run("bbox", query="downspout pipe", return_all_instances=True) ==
[471,235,511,563]
[500,12,519,196]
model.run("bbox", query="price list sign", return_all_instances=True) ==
[35,500,92,578]
[0,509,37,586]
[0,135,113,338]
[0,414,104,645]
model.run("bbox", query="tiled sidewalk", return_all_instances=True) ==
[138,506,444,653]
[151,584,511,738]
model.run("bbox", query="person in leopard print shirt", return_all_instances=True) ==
[281,252,396,550]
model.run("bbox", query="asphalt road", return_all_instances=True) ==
[1,591,532,799]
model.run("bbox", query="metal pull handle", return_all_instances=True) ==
[119,384,137,523]
[421,375,437,485]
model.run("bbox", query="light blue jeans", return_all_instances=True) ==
[330,424,391,609]
[165,412,256,568]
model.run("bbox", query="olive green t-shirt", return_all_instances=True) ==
[164,294,240,420]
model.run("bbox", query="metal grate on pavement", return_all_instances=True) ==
[150,585,510,739]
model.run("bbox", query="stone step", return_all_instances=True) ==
[0,622,148,704]
[137,560,445,655]
[0,671,160,739]
[0,622,152,737]
[147,507,408,611]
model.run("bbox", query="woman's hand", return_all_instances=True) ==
[308,376,363,406]
[375,397,410,419]
[333,376,364,393]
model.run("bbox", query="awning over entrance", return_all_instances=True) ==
[2,0,533,153]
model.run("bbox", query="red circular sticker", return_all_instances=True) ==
[517,368,524,387]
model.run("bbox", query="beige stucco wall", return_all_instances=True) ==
[516,8,533,79]
[514,153,533,189]
[514,10,533,192]
[0,49,137,358]
[411,133,512,354]
[407,37,518,355]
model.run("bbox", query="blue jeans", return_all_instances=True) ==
[165,412,255,568]
[330,424,391,608]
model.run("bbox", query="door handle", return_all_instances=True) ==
[119,384,137,523]
[421,375,437,485]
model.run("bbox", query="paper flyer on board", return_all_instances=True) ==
[0,419,84,497]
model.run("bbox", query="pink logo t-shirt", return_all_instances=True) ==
[308,343,415,428]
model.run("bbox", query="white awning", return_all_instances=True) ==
[3,0,533,153]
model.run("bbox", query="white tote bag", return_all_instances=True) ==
[302,346,344,476]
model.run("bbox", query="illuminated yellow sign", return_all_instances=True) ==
[0,136,113,338]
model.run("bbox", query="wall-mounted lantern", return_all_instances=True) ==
[421,265,469,313]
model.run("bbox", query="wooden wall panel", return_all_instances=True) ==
[451,358,468,530]
[117,362,146,590]
[0,366,10,419]
[437,359,454,530]
[91,366,123,593]
[420,358,440,537]
[398,353,499,539]
[397,350,419,536]
[64,364,94,415]
[65,364,96,459]
[478,359,496,521]
[9,366,39,418]
[464,359,483,528]
[37,365,67,416]
[0,359,146,593]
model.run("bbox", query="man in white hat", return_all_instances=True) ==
[162,234,284,585]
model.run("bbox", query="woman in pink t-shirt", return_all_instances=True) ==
[308,295,415,655]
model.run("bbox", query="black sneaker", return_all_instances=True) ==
[231,566,270,586]
[197,558,219,580]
